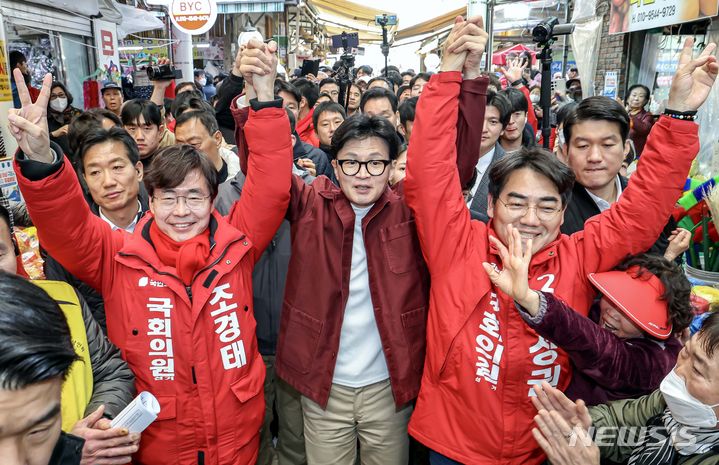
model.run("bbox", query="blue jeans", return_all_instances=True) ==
[429,450,463,465]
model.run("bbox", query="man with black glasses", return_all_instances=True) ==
[235,22,489,463]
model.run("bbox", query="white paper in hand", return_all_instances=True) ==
[110,391,161,434]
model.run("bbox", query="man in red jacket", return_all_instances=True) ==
[7,40,292,465]
[403,16,717,465]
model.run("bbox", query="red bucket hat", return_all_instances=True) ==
[588,266,672,339]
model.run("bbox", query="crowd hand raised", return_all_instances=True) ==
[665,228,691,261]
[443,15,489,80]
[667,38,718,112]
[440,17,470,73]
[532,409,600,465]
[482,224,539,314]
[500,57,528,85]
[52,124,69,138]
[239,39,278,102]
[295,158,316,177]
[531,382,593,431]
[7,69,53,163]
[71,405,141,465]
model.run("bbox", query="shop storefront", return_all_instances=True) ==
[1,0,97,109]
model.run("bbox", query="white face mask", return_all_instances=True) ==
[50,97,68,112]
[530,94,540,104]
[197,77,207,87]
[660,369,719,428]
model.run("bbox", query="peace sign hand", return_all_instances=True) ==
[667,38,718,112]
[7,70,54,163]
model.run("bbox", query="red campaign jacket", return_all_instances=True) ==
[16,107,292,465]
[403,72,698,465]
[296,107,320,147]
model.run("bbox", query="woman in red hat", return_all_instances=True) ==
[484,225,695,406]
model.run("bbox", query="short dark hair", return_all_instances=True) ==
[367,77,393,90]
[144,145,218,200]
[313,102,347,129]
[482,72,502,91]
[398,97,417,126]
[486,91,512,128]
[275,80,302,106]
[698,311,719,359]
[360,87,398,113]
[330,114,400,161]
[488,147,575,206]
[0,271,78,390]
[555,102,578,128]
[9,51,26,70]
[357,65,373,76]
[292,78,320,108]
[387,71,402,88]
[401,71,415,79]
[171,91,213,118]
[626,84,651,107]
[396,85,410,99]
[121,99,162,127]
[409,73,432,89]
[286,108,297,133]
[563,96,630,144]
[319,78,339,90]
[77,127,140,174]
[176,82,200,95]
[175,110,219,136]
[49,81,74,108]
[613,254,693,336]
[501,88,528,113]
[67,109,122,156]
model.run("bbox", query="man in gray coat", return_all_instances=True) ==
[466,91,512,218]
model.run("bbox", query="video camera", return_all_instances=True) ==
[531,17,575,45]
[147,64,183,81]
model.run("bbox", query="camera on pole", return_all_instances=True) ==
[375,14,397,77]
[531,17,575,149]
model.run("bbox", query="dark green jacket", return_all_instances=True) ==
[590,390,719,464]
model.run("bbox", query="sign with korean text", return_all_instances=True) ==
[169,0,218,35]
[0,41,11,102]
[609,0,718,34]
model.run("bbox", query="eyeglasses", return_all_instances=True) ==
[50,93,67,100]
[153,194,210,209]
[496,197,562,221]
[336,159,391,177]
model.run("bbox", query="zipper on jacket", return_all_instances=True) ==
[197,450,205,465]
[191,366,197,384]
[185,286,193,300]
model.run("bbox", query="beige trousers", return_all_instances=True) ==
[301,379,412,465]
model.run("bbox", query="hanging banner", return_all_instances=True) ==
[93,20,122,84]
[610,0,719,35]
[0,40,11,102]
[169,0,217,35]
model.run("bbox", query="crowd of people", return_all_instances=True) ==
[2,14,719,465]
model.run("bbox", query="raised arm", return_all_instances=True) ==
[404,16,489,275]
[578,39,717,274]
[9,70,122,293]
[227,40,292,260]
[520,292,673,393]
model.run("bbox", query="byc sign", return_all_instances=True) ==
[169,0,217,35]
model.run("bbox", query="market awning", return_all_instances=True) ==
[395,7,464,42]
[492,44,536,65]
[310,0,391,25]
[115,3,165,39]
[308,0,397,44]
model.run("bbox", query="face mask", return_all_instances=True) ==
[198,78,207,87]
[50,97,68,112]
[530,94,540,104]
[660,369,719,428]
